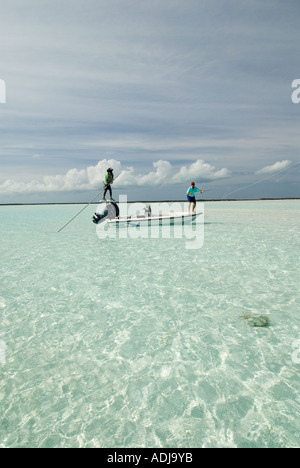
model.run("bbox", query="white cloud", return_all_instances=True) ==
[0,159,120,194]
[0,159,230,194]
[255,160,292,176]
[172,160,230,184]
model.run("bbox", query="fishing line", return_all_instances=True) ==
[222,161,300,199]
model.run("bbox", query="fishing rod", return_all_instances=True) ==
[58,172,121,233]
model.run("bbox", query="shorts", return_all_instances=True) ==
[187,195,196,203]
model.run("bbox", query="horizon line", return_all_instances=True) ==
[0,197,300,207]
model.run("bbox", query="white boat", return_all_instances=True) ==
[107,210,202,227]
[93,202,202,227]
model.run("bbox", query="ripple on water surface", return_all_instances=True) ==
[0,202,299,447]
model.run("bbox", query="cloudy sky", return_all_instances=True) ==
[0,0,299,203]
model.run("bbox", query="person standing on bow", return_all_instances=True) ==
[102,168,115,201]
[186,182,204,213]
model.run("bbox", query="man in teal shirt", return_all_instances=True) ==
[186,182,204,213]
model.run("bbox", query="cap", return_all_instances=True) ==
[191,182,195,185]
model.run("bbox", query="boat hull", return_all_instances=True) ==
[107,211,202,227]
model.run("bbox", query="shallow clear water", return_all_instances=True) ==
[0,200,299,448]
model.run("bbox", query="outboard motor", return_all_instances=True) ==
[144,205,152,217]
[93,202,120,224]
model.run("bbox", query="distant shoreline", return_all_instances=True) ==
[0,198,299,206]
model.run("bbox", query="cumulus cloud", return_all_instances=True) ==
[0,159,230,194]
[172,160,230,184]
[255,160,292,176]
[0,159,121,194]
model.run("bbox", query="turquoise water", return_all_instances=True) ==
[0,200,299,448]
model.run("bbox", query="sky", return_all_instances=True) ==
[0,0,300,203]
